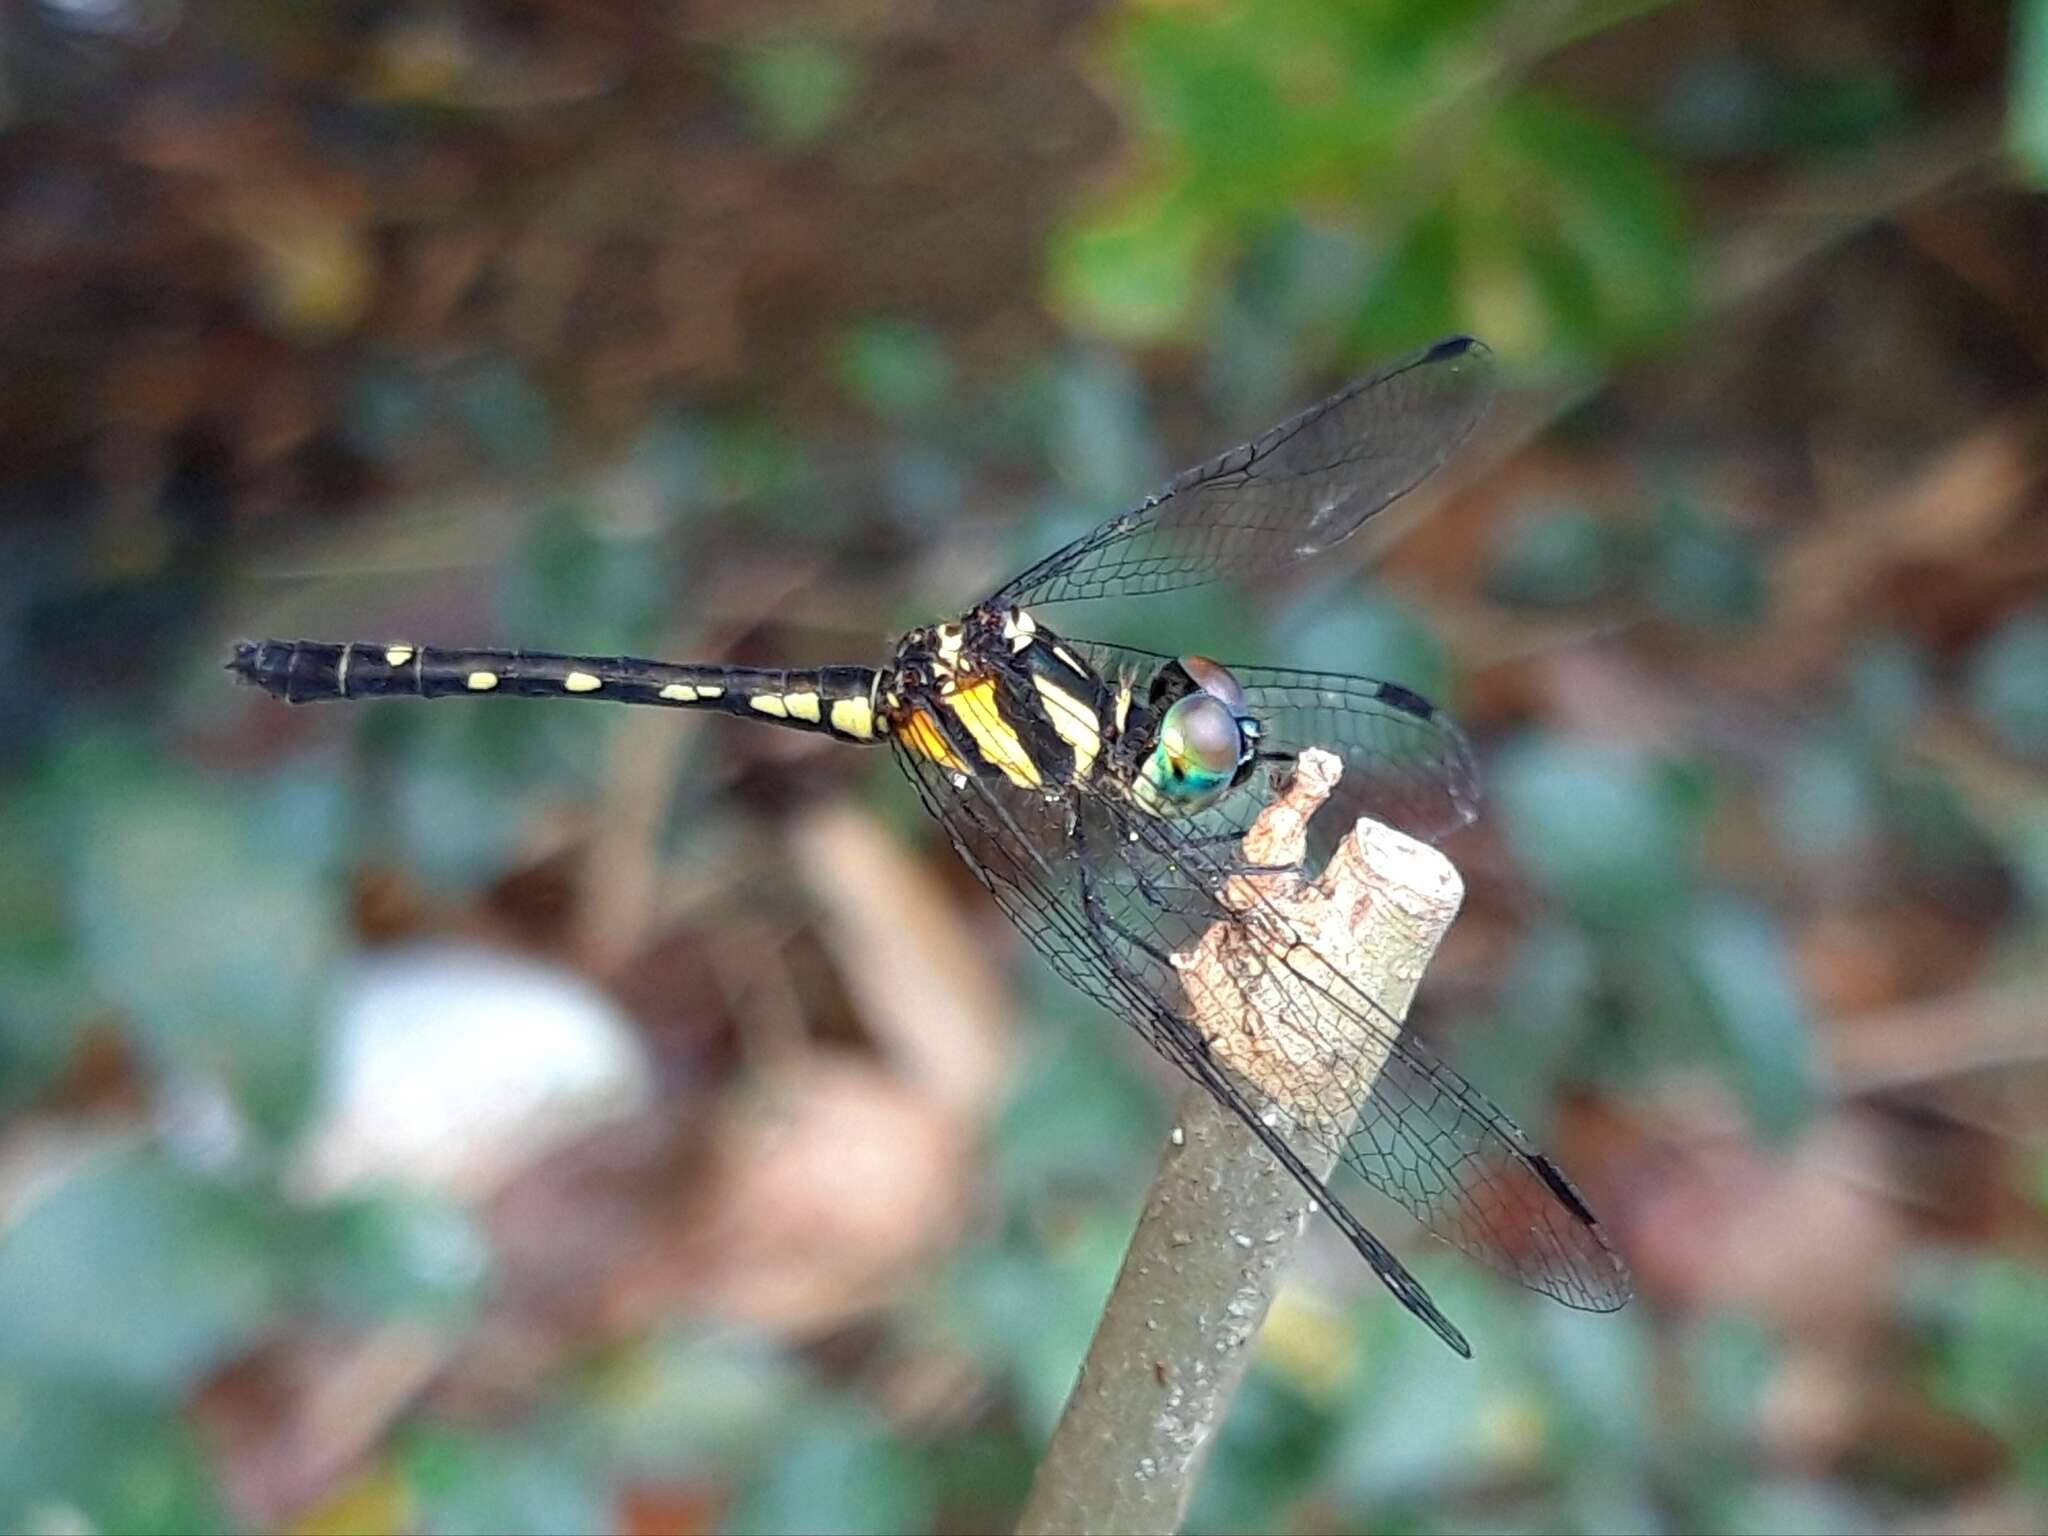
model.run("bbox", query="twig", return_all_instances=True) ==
[1016,751,1464,1536]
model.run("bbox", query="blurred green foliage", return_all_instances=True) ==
[726,40,865,149]
[1050,0,1693,361]
[4,1,2045,1532]
[2016,0,2048,181]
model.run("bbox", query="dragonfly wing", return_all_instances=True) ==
[1071,639,1481,850]
[1105,798,1633,1313]
[988,337,1494,610]
[893,705,1629,1326]
[889,733,1476,1356]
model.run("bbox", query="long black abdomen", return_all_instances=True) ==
[228,639,885,745]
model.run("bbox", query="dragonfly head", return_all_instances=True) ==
[1133,656,1259,815]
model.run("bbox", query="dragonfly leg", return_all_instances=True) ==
[1076,865,1179,972]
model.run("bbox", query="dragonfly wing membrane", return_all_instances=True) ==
[890,689,1629,1344]
[889,738,1478,1355]
[1070,638,1481,849]
[1106,794,1632,1311]
[990,337,1495,610]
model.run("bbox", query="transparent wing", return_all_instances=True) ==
[892,676,1630,1347]
[988,336,1494,610]
[1070,638,1481,850]
[1102,791,1632,1316]
[890,718,1477,1356]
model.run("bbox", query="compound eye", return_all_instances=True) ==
[1162,692,1244,778]
[1179,655,1246,711]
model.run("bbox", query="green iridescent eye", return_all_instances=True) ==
[1134,691,1246,815]
[1161,693,1242,778]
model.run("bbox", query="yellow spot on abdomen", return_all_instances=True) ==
[563,671,602,693]
[659,682,699,702]
[749,694,789,718]
[782,691,822,723]
[384,645,414,667]
[467,671,499,691]
[829,697,874,740]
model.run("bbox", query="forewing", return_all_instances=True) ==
[1070,639,1481,849]
[989,337,1494,610]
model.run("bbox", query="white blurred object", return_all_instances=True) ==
[292,945,651,1202]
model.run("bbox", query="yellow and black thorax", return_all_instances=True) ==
[883,607,1262,816]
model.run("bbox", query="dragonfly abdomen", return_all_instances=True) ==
[228,639,885,744]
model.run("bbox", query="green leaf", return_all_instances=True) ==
[65,745,336,1135]
[1966,605,2048,760]
[1185,1368,1331,1534]
[1048,186,1209,345]
[1772,734,1877,861]
[1645,487,1766,628]
[1843,633,1929,743]
[834,318,956,423]
[503,499,670,655]
[404,1425,610,1536]
[1469,922,1600,1130]
[1534,1300,1655,1471]
[1680,1311,1778,1438]
[574,1327,806,1483]
[723,1406,935,1536]
[0,1148,287,1396]
[303,1186,492,1327]
[1047,351,1161,509]
[1681,896,1819,1143]
[1658,58,1906,162]
[0,788,90,1110]
[726,41,862,148]
[0,1375,228,1535]
[1487,503,1627,608]
[2014,0,2048,184]
[941,1214,1130,1437]
[1329,1267,1543,1506]
[1346,208,1463,357]
[1491,95,1694,346]
[344,358,433,462]
[1914,1252,2048,1488]
[451,358,553,472]
[1492,737,1700,930]
[985,1002,1160,1208]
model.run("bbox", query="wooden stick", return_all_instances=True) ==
[1017,751,1465,1535]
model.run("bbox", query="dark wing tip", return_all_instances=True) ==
[1529,1151,1598,1227]
[1410,335,1496,405]
[1527,1152,1636,1312]
[1425,333,1489,364]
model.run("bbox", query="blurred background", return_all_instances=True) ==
[2,1,2045,1532]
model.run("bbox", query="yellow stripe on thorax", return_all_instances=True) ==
[896,705,967,772]
[1031,673,1101,779]
[942,677,1041,789]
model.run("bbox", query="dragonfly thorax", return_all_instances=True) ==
[882,607,1261,819]
[882,606,1117,798]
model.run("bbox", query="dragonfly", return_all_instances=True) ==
[232,335,1631,1355]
